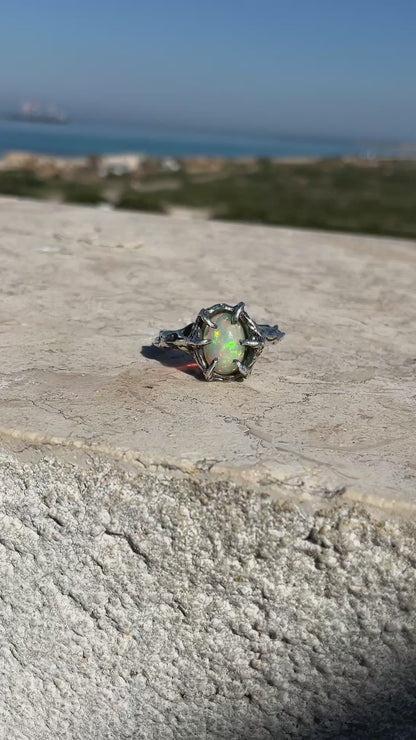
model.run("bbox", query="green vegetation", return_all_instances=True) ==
[0,170,50,198]
[1,159,416,239]
[155,159,416,240]
[61,182,103,205]
[115,189,166,213]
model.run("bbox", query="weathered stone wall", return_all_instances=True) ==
[1,455,415,739]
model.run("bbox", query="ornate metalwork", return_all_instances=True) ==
[153,302,285,382]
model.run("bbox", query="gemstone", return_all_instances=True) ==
[203,311,246,376]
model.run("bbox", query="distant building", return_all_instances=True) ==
[160,157,181,172]
[98,154,144,177]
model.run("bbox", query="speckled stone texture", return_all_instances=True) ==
[0,455,415,740]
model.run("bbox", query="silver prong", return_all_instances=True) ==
[234,359,250,378]
[204,358,218,380]
[231,302,245,324]
[188,338,211,348]
[240,338,262,347]
[199,309,216,329]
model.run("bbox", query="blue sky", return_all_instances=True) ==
[1,0,415,140]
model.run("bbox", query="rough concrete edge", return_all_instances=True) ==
[0,426,414,523]
[2,194,416,252]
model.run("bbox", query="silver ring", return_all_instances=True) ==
[153,302,285,382]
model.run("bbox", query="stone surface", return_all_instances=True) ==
[0,197,416,739]
[0,197,415,511]
[203,310,246,376]
[0,456,415,740]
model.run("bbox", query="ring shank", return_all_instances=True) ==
[257,324,285,342]
[153,322,284,351]
[153,323,195,352]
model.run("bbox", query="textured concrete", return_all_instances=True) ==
[0,198,416,738]
[1,457,416,739]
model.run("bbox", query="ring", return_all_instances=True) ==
[153,302,285,381]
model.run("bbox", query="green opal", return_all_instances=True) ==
[203,311,246,376]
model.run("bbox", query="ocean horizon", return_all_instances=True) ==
[0,120,413,160]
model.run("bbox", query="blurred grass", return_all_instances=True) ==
[0,170,50,198]
[115,189,167,213]
[156,159,416,239]
[1,159,416,238]
[61,182,103,205]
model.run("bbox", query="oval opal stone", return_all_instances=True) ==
[203,311,246,376]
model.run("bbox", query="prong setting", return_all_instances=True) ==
[188,337,212,348]
[199,309,217,329]
[231,302,245,324]
[204,358,218,380]
[240,338,262,348]
[195,303,263,381]
[154,302,284,382]
[234,359,250,378]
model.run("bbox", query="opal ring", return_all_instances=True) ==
[153,302,285,381]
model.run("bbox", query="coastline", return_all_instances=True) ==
[1,119,415,160]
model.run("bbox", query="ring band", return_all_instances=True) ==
[153,302,285,381]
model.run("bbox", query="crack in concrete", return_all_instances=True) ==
[103,528,151,569]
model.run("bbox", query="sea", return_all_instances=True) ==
[0,120,411,160]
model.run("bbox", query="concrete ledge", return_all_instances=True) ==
[1,197,415,511]
[1,198,416,737]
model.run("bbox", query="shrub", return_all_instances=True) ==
[0,169,47,198]
[116,189,166,213]
[62,182,103,205]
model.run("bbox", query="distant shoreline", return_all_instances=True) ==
[1,119,415,160]
[1,150,415,167]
